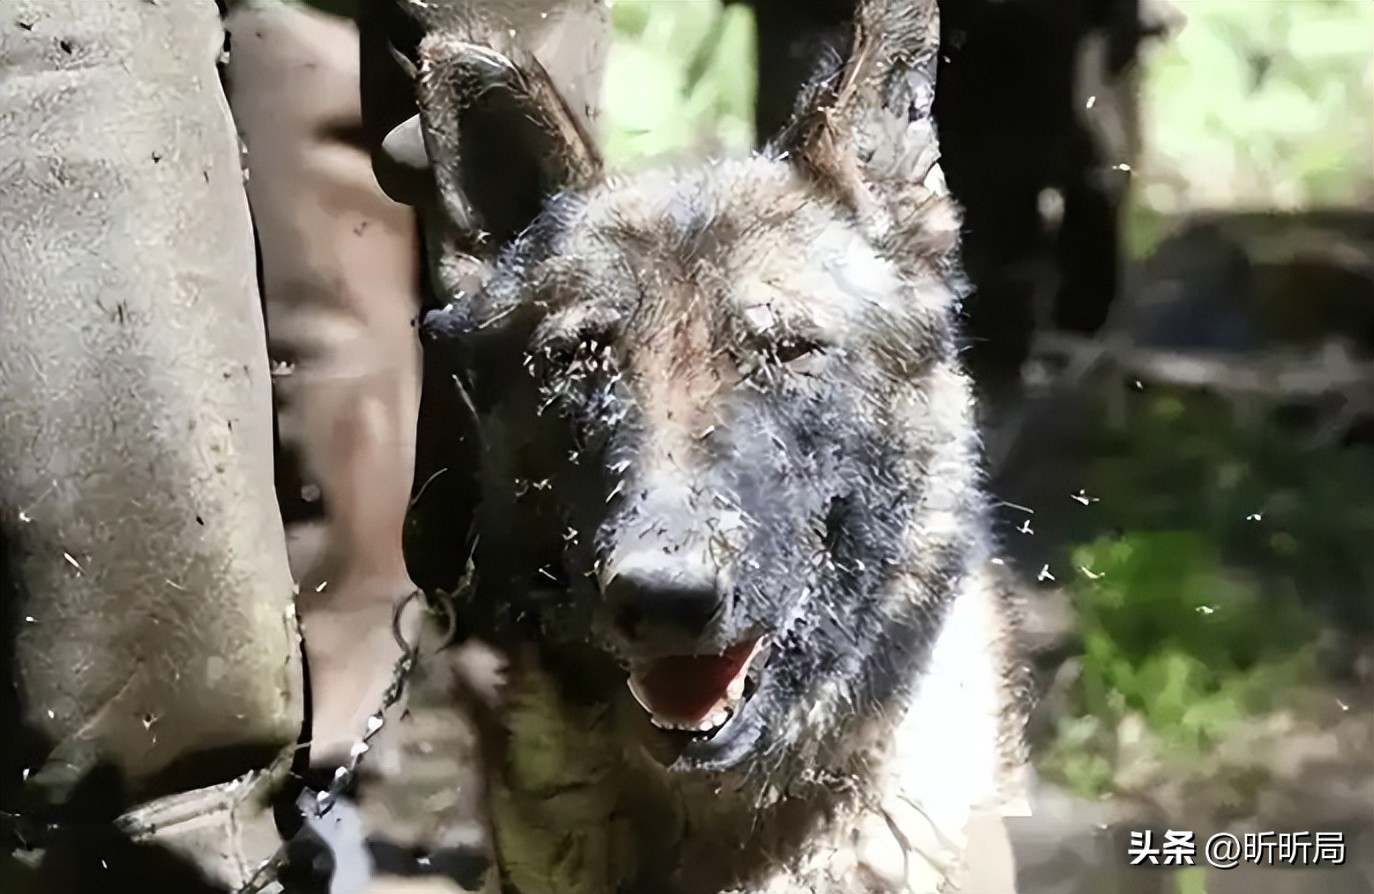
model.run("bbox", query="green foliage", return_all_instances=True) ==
[1083,390,1374,629]
[1042,386,1372,798]
[1062,529,1316,757]
[1043,529,1321,797]
[1138,0,1373,215]
[602,0,757,166]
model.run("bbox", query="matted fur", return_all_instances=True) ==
[408,1,1032,891]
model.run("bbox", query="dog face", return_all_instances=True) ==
[415,0,984,775]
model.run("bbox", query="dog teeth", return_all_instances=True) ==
[628,673,739,733]
[626,637,772,735]
[726,672,746,703]
[647,706,733,733]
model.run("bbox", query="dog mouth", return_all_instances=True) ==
[626,637,771,738]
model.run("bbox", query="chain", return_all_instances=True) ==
[234,570,480,894]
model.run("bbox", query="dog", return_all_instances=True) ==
[390,0,1030,889]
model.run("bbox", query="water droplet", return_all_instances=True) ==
[1086,95,1097,109]
[1196,605,1216,615]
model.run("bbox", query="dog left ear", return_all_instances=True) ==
[779,0,958,261]
[383,25,604,321]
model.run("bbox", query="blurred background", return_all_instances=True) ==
[599,1,1373,892]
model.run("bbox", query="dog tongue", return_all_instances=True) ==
[629,639,759,724]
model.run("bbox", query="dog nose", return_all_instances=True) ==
[604,557,725,644]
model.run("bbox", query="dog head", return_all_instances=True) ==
[409,0,986,777]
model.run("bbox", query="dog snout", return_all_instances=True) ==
[603,553,727,648]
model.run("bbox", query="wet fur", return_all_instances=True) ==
[413,1,1031,891]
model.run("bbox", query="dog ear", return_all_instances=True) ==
[385,27,603,313]
[778,0,958,262]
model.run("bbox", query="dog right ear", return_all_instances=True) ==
[777,0,958,267]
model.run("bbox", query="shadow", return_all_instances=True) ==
[2,758,227,894]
